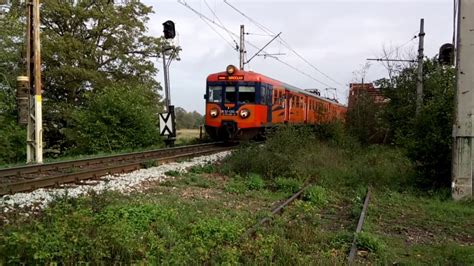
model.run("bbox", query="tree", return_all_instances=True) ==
[64,85,162,155]
[175,107,203,129]
[378,58,455,188]
[346,91,384,144]
[0,1,170,158]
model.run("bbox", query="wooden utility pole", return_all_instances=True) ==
[416,18,425,115]
[25,0,43,163]
[452,0,474,200]
[239,25,245,70]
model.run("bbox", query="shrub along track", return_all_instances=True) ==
[0,142,232,196]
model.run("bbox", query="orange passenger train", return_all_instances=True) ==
[205,65,347,140]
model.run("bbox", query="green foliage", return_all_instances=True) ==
[303,185,329,206]
[175,107,203,129]
[0,1,171,159]
[183,173,214,188]
[245,173,265,191]
[274,177,302,193]
[356,232,387,255]
[63,86,162,155]
[224,178,247,194]
[0,117,26,164]
[378,59,455,187]
[0,190,248,264]
[164,170,181,177]
[346,91,386,144]
[222,126,316,179]
[189,163,215,174]
[223,125,413,191]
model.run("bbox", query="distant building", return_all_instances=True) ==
[348,83,386,109]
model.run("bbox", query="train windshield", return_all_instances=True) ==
[208,86,222,103]
[239,86,255,103]
[225,86,237,103]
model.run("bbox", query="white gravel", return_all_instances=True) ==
[1,151,230,214]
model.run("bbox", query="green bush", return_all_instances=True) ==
[221,126,316,179]
[274,177,302,193]
[189,163,215,174]
[225,178,247,194]
[64,86,162,155]
[0,118,26,165]
[245,173,265,190]
[356,232,386,255]
[303,185,329,206]
[378,59,455,188]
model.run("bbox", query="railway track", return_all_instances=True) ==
[0,142,231,196]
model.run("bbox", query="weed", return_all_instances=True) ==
[274,177,302,193]
[356,232,386,255]
[303,185,329,206]
[245,173,265,191]
[189,163,215,174]
[141,160,158,168]
[164,170,181,177]
[224,179,247,194]
[183,173,215,188]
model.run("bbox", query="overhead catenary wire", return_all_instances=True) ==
[178,0,333,90]
[202,17,237,50]
[224,0,344,88]
[203,0,239,50]
[178,0,238,50]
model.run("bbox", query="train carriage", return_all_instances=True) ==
[205,65,347,140]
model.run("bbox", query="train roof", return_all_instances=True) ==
[207,68,347,108]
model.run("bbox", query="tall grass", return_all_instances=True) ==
[222,124,415,191]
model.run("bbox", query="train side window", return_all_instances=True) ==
[225,86,237,103]
[238,86,255,103]
[208,86,222,103]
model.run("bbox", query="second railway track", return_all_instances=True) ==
[0,142,232,196]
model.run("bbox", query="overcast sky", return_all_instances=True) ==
[141,0,454,113]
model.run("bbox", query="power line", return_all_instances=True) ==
[203,0,239,50]
[178,0,238,50]
[179,0,332,90]
[224,0,344,88]
[270,56,334,88]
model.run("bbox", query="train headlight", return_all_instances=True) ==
[210,108,219,118]
[239,109,250,119]
[226,65,237,75]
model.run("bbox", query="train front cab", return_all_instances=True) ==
[205,68,272,140]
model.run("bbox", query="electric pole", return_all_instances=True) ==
[239,25,245,70]
[24,0,43,164]
[452,0,474,200]
[416,18,425,115]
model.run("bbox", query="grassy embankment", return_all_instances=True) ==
[1,126,473,264]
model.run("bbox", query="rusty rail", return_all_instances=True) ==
[348,186,372,264]
[0,143,230,196]
[241,183,312,240]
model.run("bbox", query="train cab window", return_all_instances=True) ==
[225,86,237,103]
[238,86,255,103]
[261,86,267,104]
[208,86,222,103]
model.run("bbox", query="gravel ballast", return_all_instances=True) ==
[1,151,230,213]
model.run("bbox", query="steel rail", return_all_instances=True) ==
[240,183,312,241]
[348,187,372,264]
[0,142,223,179]
[0,143,230,196]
